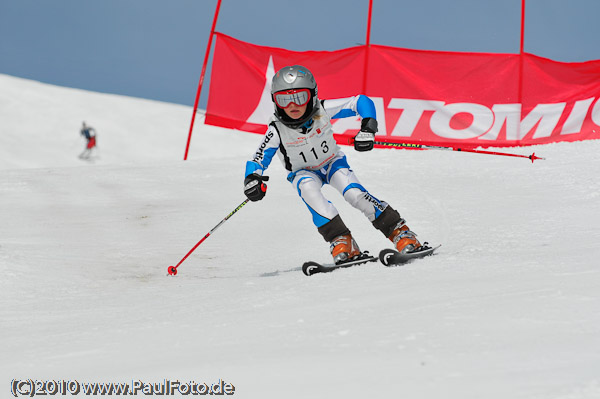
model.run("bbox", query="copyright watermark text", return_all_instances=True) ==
[10,379,235,396]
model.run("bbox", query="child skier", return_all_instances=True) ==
[79,121,97,159]
[244,65,423,264]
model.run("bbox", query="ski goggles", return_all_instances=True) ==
[273,88,311,108]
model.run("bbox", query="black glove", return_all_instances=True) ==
[354,117,378,152]
[244,174,270,202]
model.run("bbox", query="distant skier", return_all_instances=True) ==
[243,65,427,264]
[79,121,97,159]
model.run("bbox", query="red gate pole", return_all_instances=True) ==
[361,0,373,94]
[519,0,526,56]
[517,0,526,141]
[183,0,223,161]
[518,0,526,104]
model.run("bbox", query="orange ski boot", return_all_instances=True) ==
[330,234,361,264]
[388,224,421,254]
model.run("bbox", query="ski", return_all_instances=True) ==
[302,252,378,276]
[302,245,441,276]
[379,244,440,266]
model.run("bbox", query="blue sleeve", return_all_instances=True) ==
[356,95,376,119]
[245,146,276,177]
[328,95,376,120]
[245,161,262,177]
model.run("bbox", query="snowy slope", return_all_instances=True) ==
[1,73,599,399]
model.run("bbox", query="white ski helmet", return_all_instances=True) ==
[271,65,319,128]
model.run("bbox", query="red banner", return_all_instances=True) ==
[206,33,600,148]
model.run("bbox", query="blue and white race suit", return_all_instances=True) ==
[245,95,389,231]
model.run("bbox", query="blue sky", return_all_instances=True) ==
[1,0,598,108]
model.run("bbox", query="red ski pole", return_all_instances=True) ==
[363,140,545,163]
[167,198,250,276]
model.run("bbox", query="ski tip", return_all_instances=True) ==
[301,255,377,276]
[378,248,397,266]
[302,262,320,276]
[379,244,440,267]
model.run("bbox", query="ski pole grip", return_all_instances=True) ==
[259,175,269,192]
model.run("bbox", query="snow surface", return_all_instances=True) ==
[1,73,599,398]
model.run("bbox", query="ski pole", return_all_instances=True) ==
[350,138,545,163]
[377,141,545,163]
[167,198,250,276]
